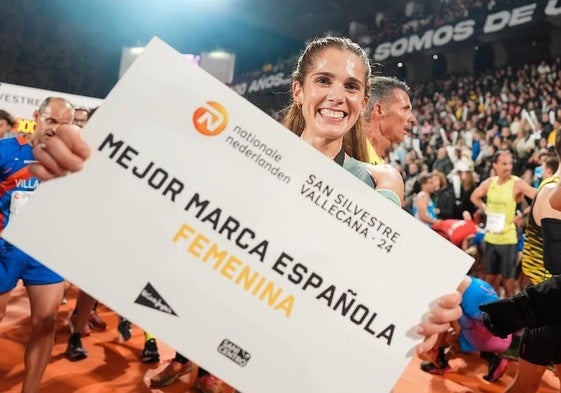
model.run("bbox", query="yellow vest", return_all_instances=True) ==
[548,129,557,147]
[522,176,560,284]
[366,140,384,165]
[484,176,518,245]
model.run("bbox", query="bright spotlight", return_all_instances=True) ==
[207,49,232,59]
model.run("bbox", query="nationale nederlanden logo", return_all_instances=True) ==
[192,101,229,136]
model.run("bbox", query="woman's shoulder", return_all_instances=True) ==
[367,162,401,177]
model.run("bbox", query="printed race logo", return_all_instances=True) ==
[217,339,251,367]
[193,101,228,136]
[134,282,178,316]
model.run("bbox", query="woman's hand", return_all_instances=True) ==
[415,277,469,357]
[30,124,91,180]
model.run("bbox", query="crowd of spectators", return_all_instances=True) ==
[240,49,561,222]
[395,56,559,217]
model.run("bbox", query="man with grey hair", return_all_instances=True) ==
[366,76,417,165]
[0,97,74,393]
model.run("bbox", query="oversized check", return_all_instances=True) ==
[3,37,473,392]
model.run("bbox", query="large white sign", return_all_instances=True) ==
[3,37,472,393]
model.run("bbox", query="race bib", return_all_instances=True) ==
[10,190,34,215]
[486,212,506,233]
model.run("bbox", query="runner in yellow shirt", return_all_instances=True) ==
[470,150,536,297]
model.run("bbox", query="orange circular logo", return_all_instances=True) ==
[192,101,229,136]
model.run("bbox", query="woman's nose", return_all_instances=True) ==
[327,84,344,104]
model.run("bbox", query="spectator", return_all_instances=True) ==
[455,164,478,217]
[0,109,16,139]
[403,161,421,213]
[433,147,454,174]
[413,172,439,226]
[432,170,456,219]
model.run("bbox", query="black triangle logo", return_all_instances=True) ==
[134,282,178,316]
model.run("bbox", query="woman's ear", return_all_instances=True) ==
[362,96,369,112]
[292,81,302,104]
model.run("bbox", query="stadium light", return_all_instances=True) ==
[207,49,232,59]
[200,50,236,84]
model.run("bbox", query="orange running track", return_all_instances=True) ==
[1,283,559,393]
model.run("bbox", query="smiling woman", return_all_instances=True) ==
[278,35,466,363]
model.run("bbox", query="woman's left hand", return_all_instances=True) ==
[415,277,469,357]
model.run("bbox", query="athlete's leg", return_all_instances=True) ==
[501,244,519,298]
[0,247,21,321]
[484,243,502,294]
[554,364,561,392]
[0,290,12,322]
[485,273,501,294]
[22,282,64,393]
[502,277,516,298]
[65,290,96,360]
[508,324,560,393]
[70,290,97,335]
[505,357,547,393]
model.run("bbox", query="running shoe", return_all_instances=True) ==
[88,310,107,330]
[483,357,508,382]
[194,374,235,393]
[420,361,451,375]
[117,316,132,341]
[64,336,88,361]
[140,338,160,363]
[150,360,193,388]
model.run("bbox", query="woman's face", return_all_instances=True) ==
[293,47,368,142]
[432,174,442,189]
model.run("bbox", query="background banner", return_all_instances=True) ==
[0,82,103,133]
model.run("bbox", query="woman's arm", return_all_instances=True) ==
[551,181,561,211]
[369,164,404,207]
